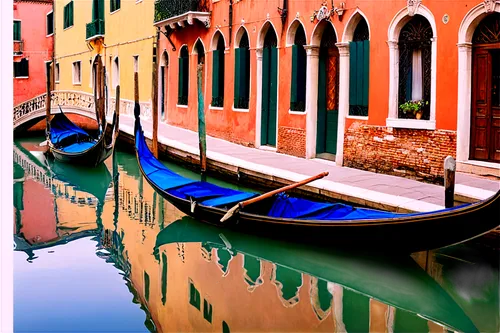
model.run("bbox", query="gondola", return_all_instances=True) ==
[46,59,120,167]
[155,216,479,333]
[134,111,499,253]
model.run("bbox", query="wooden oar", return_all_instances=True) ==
[220,172,329,223]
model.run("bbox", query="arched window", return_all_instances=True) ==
[234,30,250,109]
[178,45,189,106]
[112,57,119,89]
[349,18,370,116]
[211,33,225,107]
[290,25,307,112]
[398,15,432,120]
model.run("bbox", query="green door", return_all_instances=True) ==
[261,46,278,147]
[316,48,339,155]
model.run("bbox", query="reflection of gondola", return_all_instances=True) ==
[46,58,120,167]
[155,217,479,333]
[135,114,500,252]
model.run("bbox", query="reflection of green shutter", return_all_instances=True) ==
[144,271,150,302]
[203,299,212,323]
[343,288,369,333]
[189,281,201,310]
[212,50,220,102]
[394,309,429,333]
[291,45,298,107]
[161,252,167,305]
[234,48,241,107]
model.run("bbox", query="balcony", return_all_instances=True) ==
[13,40,24,56]
[86,19,105,41]
[154,0,210,29]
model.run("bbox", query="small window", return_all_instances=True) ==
[55,63,60,82]
[13,21,21,41]
[133,55,139,72]
[290,25,307,112]
[110,0,120,12]
[46,12,54,36]
[112,57,120,88]
[72,61,81,84]
[211,33,225,107]
[234,31,250,109]
[63,1,74,29]
[14,58,29,78]
[178,46,189,105]
[349,18,370,117]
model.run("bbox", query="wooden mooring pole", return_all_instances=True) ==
[151,32,159,158]
[444,156,456,208]
[197,63,207,174]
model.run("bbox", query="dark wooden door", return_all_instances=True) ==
[261,46,278,147]
[316,47,339,155]
[471,48,500,162]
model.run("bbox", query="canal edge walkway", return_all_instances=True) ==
[113,115,499,213]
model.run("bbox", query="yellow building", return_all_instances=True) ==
[54,0,156,111]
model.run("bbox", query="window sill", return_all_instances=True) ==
[177,104,188,109]
[63,25,74,31]
[73,82,81,86]
[46,33,54,38]
[288,109,306,115]
[209,105,223,111]
[232,106,249,113]
[110,9,121,15]
[15,76,29,79]
[347,115,368,120]
[386,118,436,130]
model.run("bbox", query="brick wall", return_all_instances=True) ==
[277,126,306,158]
[343,122,457,183]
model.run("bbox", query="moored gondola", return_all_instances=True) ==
[46,58,120,167]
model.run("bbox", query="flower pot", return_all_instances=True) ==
[415,111,423,120]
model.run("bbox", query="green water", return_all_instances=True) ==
[13,136,499,333]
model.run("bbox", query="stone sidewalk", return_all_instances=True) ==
[114,114,499,213]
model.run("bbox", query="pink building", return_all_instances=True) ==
[13,0,54,106]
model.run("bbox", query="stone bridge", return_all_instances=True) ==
[13,90,153,131]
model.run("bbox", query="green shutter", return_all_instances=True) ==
[212,50,220,102]
[349,41,357,110]
[98,0,104,20]
[178,57,184,104]
[298,46,306,109]
[240,48,249,107]
[268,47,278,147]
[234,48,241,108]
[219,50,225,102]
[290,45,298,107]
[356,41,364,107]
[261,47,270,145]
[70,2,74,27]
[362,40,370,108]
[63,5,68,29]
[316,49,327,154]
[184,55,189,102]
[13,21,21,41]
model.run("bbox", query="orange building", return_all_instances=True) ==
[13,0,54,106]
[154,0,500,181]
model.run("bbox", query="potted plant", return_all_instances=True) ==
[399,100,428,119]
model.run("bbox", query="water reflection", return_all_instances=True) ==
[13,137,498,333]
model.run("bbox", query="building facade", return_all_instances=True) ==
[54,0,156,117]
[154,0,500,181]
[13,0,54,106]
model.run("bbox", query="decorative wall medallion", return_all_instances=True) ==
[442,14,449,24]
[316,5,330,21]
[407,0,422,16]
[484,0,495,12]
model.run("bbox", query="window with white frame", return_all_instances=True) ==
[46,11,54,36]
[72,61,81,84]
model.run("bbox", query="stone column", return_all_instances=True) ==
[336,42,350,166]
[304,45,320,159]
[456,42,473,162]
[255,47,263,148]
[387,40,399,120]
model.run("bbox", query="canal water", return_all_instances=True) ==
[13,136,499,333]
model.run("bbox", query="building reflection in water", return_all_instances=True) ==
[13,138,498,333]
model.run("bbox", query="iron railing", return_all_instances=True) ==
[154,0,207,23]
[86,19,105,40]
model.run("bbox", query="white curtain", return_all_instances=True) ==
[412,49,423,101]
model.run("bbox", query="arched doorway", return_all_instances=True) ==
[470,12,500,163]
[160,51,168,120]
[261,26,278,147]
[316,23,339,158]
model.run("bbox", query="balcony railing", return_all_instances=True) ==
[86,19,105,40]
[154,0,208,23]
[13,40,24,56]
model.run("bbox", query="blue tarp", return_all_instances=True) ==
[50,113,93,146]
[136,128,257,208]
[59,141,97,153]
